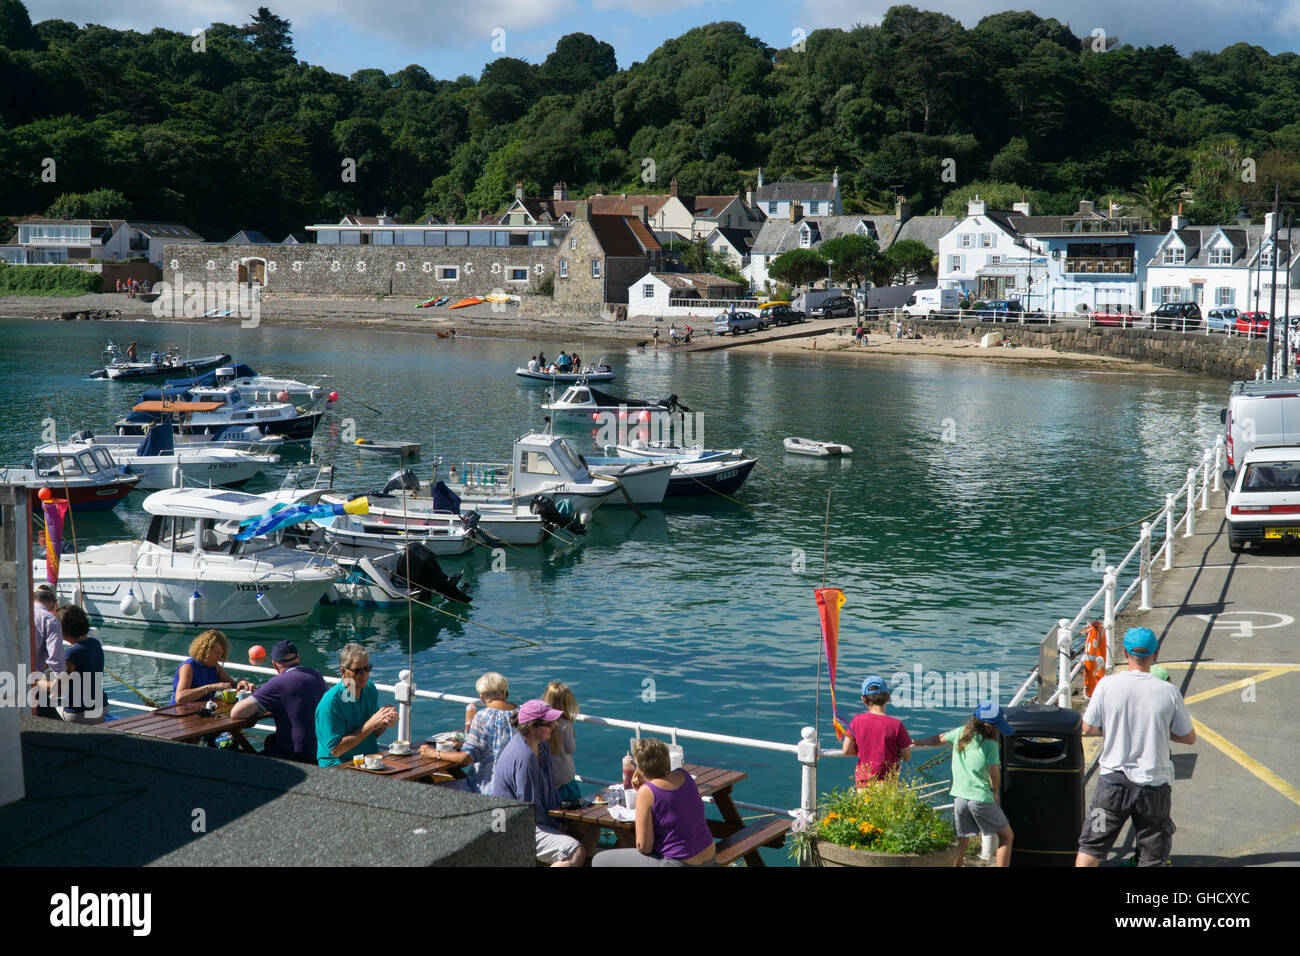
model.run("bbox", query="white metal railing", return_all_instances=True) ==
[868,307,1283,338]
[1008,434,1224,709]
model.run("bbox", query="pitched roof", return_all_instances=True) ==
[688,195,741,217]
[479,198,575,225]
[894,216,958,253]
[749,215,896,256]
[711,227,754,252]
[587,194,674,217]
[225,230,273,244]
[653,272,743,291]
[1148,224,1290,268]
[588,214,661,257]
[755,181,837,203]
[126,221,204,240]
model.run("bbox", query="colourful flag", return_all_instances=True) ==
[41,497,69,586]
[815,587,848,740]
[235,496,370,540]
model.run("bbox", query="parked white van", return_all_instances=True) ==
[1222,380,1300,474]
[902,288,961,318]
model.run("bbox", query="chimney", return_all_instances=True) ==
[967,196,986,217]
[574,201,589,222]
[790,201,803,224]
[832,167,839,190]
[669,177,679,198]
[896,196,910,222]
[596,186,604,196]
[1265,211,1277,236]
[746,186,753,207]
[553,182,568,201]
[757,167,764,188]
[1078,199,1095,216]
[632,204,648,224]
[1012,201,1032,216]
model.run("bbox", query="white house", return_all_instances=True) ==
[745,207,895,292]
[1,219,204,268]
[627,271,748,317]
[753,168,842,220]
[937,198,1030,298]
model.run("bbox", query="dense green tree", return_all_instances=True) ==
[45,188,130,219]
[819,234,879,289]
[241,7,294,56]
[768,248,828,289]
[1131,175,1182,218]
[0,0,38,50]
[540,34,617,94]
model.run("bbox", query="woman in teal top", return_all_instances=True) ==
[912,700,1016,867]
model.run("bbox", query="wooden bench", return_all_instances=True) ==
[715,817,793,867]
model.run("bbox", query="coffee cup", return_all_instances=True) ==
[668,744,684,771]
[220,689,237,704]
[389,740,410,755]
[236,690,251,702]
[364,754,383,769]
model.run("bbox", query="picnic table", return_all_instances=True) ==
[336,746,464,784]
[109,700,266,753]
[548,763,787,866]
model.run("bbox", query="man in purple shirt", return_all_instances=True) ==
[31,583,65,719]
[231,640,326,763]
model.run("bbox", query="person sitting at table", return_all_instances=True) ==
[420,671,514,792]
[492,699,596,867]
[314,643,397,767]
[56,604,105,725]
[171,630,253,704]
[592,738,717,867]
[231,639,325,763]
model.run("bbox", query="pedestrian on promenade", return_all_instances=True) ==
[31,583,66,719]
[55,605,105,725]
[841,675,913,785]
[1076,627,1195,867]
[913,701,1015,866]
[314,643,397,767]
[231,640,326,763]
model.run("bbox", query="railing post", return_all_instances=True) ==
[1184,469,1196,536]
[1165,493,1176,569]
[1103,565,1118,667]
[1139,522,1153,611]
[395,669,414,746]
[798,726,818,817]
[1213,435,1224,492]
[1200,450,1210,511]
[1057,617,1073,709]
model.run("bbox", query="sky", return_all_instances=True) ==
[26,0,1300,79]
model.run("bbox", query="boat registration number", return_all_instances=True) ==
[716,469,737,481]
[235,583,266,591]
[1264,528,1300,539]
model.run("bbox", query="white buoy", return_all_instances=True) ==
[255,590,280,619]
[578,509,593,527]
[188,589,203,624]
[152,586,165,611]
[119,587,139,616]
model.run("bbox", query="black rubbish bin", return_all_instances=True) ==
[1001,704,1084,867]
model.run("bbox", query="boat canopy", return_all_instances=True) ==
[134,423,176,457]
[141,488,295,519]
[131,400,225,414]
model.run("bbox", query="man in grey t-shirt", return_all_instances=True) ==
[1076,627,1196,867]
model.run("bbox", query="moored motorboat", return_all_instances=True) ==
[541,384,688,422]
[163,364,331,411]
[783,437,853,457]
[433,432,618,513]
[587,453,756,498]
[106,423,280,489]
[610,440,745,462]
[116,383,322,443]
[355,439,421,460]
[89,341,232,382]
[516,359,615,383]
[0,440,140,511]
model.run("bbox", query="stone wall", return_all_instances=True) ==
[553,221,603,305]
[863,318,1269,380]
[163,242,552,298]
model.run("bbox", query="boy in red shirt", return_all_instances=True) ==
[842,675,913,786]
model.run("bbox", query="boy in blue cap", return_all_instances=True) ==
[1076,627,1196,867]
[841,675,913,786]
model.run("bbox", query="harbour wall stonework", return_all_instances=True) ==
[864,319,1270,380]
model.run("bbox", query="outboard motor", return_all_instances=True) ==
[382,468,421,495]
[69,429,93,443]
[662,393,692,414]
[389,542,471,604]
[530,494,587,535]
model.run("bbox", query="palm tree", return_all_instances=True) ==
[1131,175,1182,220]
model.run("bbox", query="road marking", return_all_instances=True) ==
[1182,667,1290,706]
[1191,717,1300,810]
[1158,662,1300,670]
[1224,821,1300,860]
[1191,610,1295,637]
[1197,564,1300,570]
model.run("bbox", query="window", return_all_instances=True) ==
[989,255,1001,264]
[809,201,820,214]
[591,259,601,278]
[495,231,510,246]
[1160,286,1182,304]
[522,451,558,475]
[509,268,529,281]
[1216,287,1235,306]
[559,259,568,278]
[1261,251,1273,268]
[469,230,491,246]
[445,231,468,246]
[980,233,994,248]
[948,255,962,273]
[437,266,458,281]
[424,231,445,246]
[960,233,973,248]
[1162,247,1185,265]
[401,231,424,245]
[316,229,339,244]
[569,237,577,250]
[643,284,654,298]
[372,231,394,245]
[1210,247,1232,265]
[339,231,361,245]
[799,227,811,248]
[530,231,548,247]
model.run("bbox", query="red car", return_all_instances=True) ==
[1092,311,1143,328]
[1235,312,1271,337]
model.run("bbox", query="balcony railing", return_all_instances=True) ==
[1064,257,1134,274]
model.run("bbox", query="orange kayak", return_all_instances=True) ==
[449,297,484,309]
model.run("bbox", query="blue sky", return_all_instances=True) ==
[28,1,1300,79]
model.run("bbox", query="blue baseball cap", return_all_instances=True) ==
[974,700,1016,737]
[861,675,888,695]
[1123,627,1158,658]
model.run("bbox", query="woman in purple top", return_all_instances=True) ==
[593,738,717,867]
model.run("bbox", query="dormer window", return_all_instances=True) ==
[1209,247,1232,266]
[1163,247,1185,265]
[799,226,812,248]
[1261,250,1273,268]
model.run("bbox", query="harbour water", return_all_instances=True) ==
[2,317,1225,824]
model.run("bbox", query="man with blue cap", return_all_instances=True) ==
[841,675,913,786]
[1076,627,1195,867]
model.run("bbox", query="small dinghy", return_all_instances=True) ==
[783,437,853,457]
[355,439,421,460]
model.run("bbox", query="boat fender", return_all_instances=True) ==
[119,587,139,616]
[256,590,280,619]
[188,589,203,624]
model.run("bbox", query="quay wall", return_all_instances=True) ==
[862,319,1269,380]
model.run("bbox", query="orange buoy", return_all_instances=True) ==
[1082,621,1107,697]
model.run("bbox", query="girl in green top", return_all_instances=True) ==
[913,701,1016,867]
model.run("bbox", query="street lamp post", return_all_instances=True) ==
[826,258,834,290]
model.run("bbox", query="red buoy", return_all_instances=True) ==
[249,644,267,664]
[37,487,53,501]
[328,390,339,403]
[277,390,290,403]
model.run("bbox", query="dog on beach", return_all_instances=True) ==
[636,340,647,351]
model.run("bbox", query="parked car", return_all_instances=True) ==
[1150,302,1202,330]
[1235,311,1271,337]
[902,288,962,317]
[809,295,856,319]
[759,304,805,326]
[713,311,765,335]
[975,300,1024,322]
[1207,307,1240,332]
[1225,446,1300,553]
[1092,310,1144,328]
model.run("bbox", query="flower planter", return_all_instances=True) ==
[813,838,961,868]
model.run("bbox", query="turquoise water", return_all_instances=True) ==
[2,317,1226,838]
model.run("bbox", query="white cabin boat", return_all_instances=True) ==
[103,424,280,489]
[783,437,853,457]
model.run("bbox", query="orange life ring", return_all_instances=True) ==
[1082,621,1107,697]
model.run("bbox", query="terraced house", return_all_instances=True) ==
[554,202,662,305]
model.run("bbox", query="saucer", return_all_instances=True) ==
[388,743,411,755]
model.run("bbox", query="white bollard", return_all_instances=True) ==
[1200,450,1210,510]
[980,833,997,860]
[395,669,414,746]
[798,726,819,818]
[1165,493,1176,569]
[1139,522,1152,611]
[1103,565,1117,667]
[1213,436,1224,492]
[1057,618,1073,709]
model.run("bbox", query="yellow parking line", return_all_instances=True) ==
[1182,667,1291,705]
[1191,717,1300,810]
[1224,821,1300,859]
[1159,662,1300,671]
